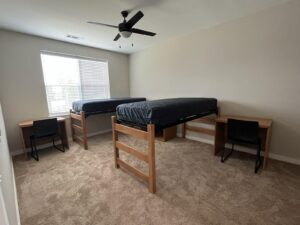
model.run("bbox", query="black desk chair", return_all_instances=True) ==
[221,119,262,173]
[30,118,65,161]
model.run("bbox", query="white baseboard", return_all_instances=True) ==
[11,129,112,156]
[177,133,300,166]
[224,143,300,165]
[269,153,300,165]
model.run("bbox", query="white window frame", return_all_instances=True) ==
[40,51,111,116]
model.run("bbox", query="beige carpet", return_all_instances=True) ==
[13,133,300,225]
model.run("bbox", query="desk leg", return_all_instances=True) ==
[19,127,28,160]
[214,122,225,156]
[263,126,272,169]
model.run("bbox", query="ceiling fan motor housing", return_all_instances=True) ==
[118,22,132,38]
[118,22,129,32]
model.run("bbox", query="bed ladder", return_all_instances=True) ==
[112,116,156,193]
[70,110,88,150]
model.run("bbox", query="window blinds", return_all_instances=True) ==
[41,53,110,115]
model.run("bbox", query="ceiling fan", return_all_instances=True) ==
[88,10,156,41]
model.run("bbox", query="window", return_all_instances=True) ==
[40,53,110,115]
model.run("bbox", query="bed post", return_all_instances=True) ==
[111,116,157,193]
[70,109,75,142]
[111,116,120,169]
[70,110,88,150]
[182,123,186,138]
[147,124,156,193]
[81,111,88,150]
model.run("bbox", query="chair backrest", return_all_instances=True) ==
[33,118,58,138]
[227,119,259,144]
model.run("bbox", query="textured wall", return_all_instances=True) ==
[130,0,300,160]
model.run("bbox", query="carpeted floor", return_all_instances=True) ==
[13,133,300,225]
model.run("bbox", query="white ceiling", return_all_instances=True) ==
[0,0,291,54]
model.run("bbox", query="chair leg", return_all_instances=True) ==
[221,143,234,162]
[30,138,34,158]
[61,136,65,152]
[31,138,39,161]
[34,139,39,161]
[52,136,65,152]
[255,143,262,173]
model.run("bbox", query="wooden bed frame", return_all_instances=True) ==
[70,110,177,150]
[182,117,216,138]
[111,110,219,193]
[70,110,88,150]
[112,116,156,193]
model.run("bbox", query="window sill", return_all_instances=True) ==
[49,113,70,118]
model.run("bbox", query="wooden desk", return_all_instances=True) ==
[19,117,69,157]
[214,115,272,169]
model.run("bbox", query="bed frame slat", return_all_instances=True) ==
[73,135,84,144]
[116,141,148,163]
[72,124,83,132]
[115,123,148,140]
[185,124,215,136]
[70,112,83,121]
[117,158,149,182]
[192,118,216,125]
[181,107,220,138]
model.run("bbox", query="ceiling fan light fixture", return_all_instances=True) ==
[88,10,156,41]
[120,31,132,38]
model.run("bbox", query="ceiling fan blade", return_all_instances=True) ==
[126,11,144,28]
[114,33,121,41]
[131,28,156,36]
[87,21,118,29]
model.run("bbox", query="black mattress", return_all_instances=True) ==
[116,98,218,130]
[72,97,146,116]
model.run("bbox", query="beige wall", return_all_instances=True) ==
[130,0,300,160]
[0,30,130,152]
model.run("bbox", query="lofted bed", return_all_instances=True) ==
[70,97,146,149]
[111,98,219,193]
